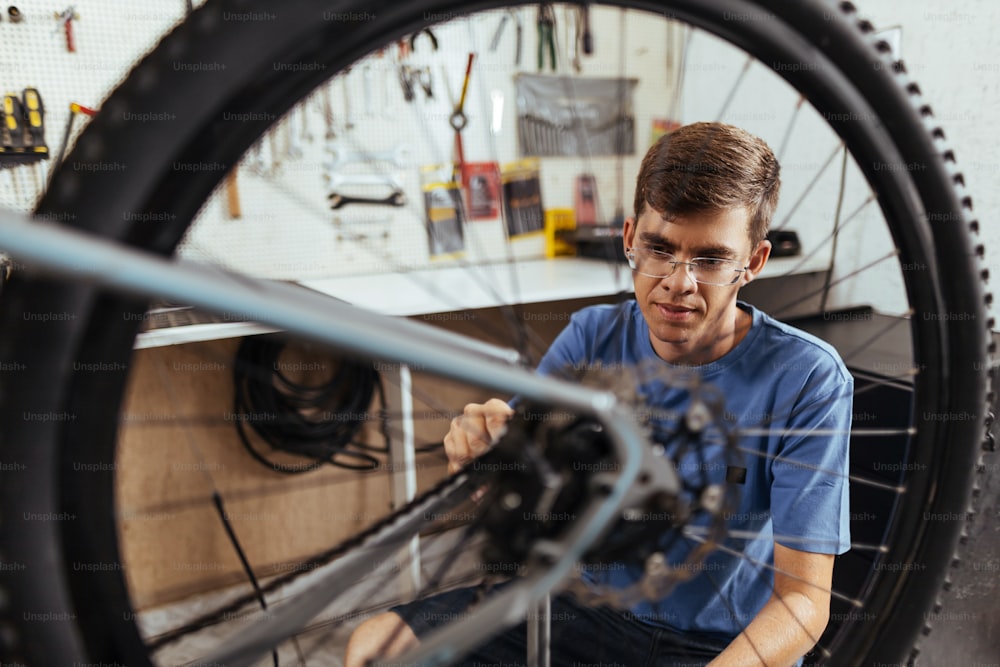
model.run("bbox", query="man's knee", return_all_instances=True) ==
[345,611,419,667]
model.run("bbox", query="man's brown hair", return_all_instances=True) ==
[633,122,781,247]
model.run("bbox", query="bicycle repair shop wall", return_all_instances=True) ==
[7,1,989,316]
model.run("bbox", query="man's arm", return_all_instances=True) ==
[707,543,833,667]
[443,311,589,472]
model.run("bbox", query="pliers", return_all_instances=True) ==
[537,3,556,71]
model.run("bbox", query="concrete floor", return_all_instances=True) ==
[915,422,1000,664]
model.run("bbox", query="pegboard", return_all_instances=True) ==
[1,3,683,283]
[0,1,197,211]
[177,5,683,281]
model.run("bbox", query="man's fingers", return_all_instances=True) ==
[444,400,515,473]
[444,418,474,471]
[444,414,489,473]
[459,405,495,454]
[482,398,515,442]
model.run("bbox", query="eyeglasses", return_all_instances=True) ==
[627,246,747,286]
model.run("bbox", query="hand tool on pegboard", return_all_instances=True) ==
[398,65,416,103]
[224,169,241,219]
[2,93,27,154]
[571,4,594,72]
[54,6,79,52]
[580,4,593,55]
[298,103,313,144]
[399,65,433,102]
[321,79,337,139]
[397,30,437,104]
[341,68,354,132]
[363,64,374,117]
[537,4,557,71]
[490,9,523,67]
[328,190,406,209]
[327,172,405,192]
[21,88,47,194]
[2,89,51,202]
[326,143,410,170]
[285,115,303,159]
[7,6,23,23]
[50,101,96,181]
[267,128,281,173]
[448,53,475,183]
[324,164,408,210]
[0,93,25,202]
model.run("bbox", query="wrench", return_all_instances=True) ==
[328,190,406,209]
[342,71,355,131]
[299,104,313,143]
[285,116,303,160]
[325,143,411,170]
[325,172,404,191]
[363,65,374,117]
[322,80,337,139]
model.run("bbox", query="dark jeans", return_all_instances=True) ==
[391,586,730,667]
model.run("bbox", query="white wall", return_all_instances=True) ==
[854,0,1000,325]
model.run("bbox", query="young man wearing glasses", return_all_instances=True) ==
[346,122,853,667]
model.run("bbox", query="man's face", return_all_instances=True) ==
[623,206,770,365]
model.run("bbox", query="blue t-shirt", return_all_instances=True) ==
[535,300,852,641]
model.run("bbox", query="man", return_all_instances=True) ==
[346,122,852,667]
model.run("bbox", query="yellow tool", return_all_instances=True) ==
[2,93,24,148]
[22,88,47,157]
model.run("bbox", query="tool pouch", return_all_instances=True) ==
[515,74,637,157]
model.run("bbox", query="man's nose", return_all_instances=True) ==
[661,261,697,292]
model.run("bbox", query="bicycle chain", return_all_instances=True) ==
[146,469,475,651]
[561,535,722,611]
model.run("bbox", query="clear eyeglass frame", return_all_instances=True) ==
[631,246,748,286]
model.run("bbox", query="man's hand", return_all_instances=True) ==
[444,399,515,474]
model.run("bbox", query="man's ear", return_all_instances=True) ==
[623,216,636,255]
[742,239,772,285]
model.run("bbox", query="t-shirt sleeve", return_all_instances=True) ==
[506,313,589,409]
[535,315,590,379]
[769,376,853,555]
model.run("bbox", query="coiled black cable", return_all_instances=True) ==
[232,336,388,473]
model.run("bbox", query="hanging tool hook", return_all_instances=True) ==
[409,28,439,53]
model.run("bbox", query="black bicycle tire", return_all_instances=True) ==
[0,0,990,665]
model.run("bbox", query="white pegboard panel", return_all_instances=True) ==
[2,4,679,284]
[0,1,197,211]
[175,5,680,282]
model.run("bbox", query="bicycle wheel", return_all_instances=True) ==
[0,0,991,665]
